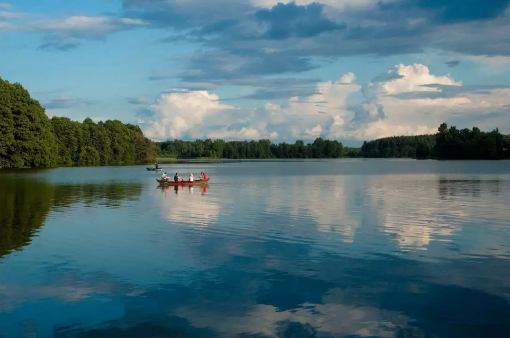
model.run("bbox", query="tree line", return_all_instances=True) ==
[156,123,510,160]
[0,77,155,168]
[361,123,510,159]
[156,138,346,159]
[51,117,155,166]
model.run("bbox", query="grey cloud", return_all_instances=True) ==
[28,0,510,60]
[448,111,510,132]
[127,97,149,105]
[351,102,385,125]
[471,111,510,120]
[27,0,510,87]
[160,88,193,95]
[445,60,460,67]
[158,31,212,44]
[30,15,147,54]
[240,87,320,101]
[31,17,144,40]
[410,0,510,23]
[122,0,253,30]
[33,87,70,95]
[237,54,316,75]
[42,97,96,109]
[370,70,404,83]
[222,77,320,88]
[136,107,154,117]
[37,41,80,52]
[226,121,252,131]
[200,19,239,35]
[26,0,510,101]
[161,7,510,60]
[254,2,346,40]
[196,77,321,100]
[390,84,510,100]
[125,1,344,42]
[123,0,435,83]
[179,49,317,84]
[148,71,173,80]
[179,82,216,90]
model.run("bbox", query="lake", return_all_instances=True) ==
[1,159,510,338]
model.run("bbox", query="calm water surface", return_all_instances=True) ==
[1,159,510,338]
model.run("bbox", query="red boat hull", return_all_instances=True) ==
[157,178,210,186]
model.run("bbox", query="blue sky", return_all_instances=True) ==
[1,0,510,145]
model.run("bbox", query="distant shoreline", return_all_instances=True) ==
[3,157,510,171]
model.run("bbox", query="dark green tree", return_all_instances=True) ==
[416,141,430,159]
[0,77,59,168]
[1,77,156,168]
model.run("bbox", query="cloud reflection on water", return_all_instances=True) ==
[254,174,510,256]
[157,185,221,227]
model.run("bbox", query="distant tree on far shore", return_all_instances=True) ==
[360,123,508,160]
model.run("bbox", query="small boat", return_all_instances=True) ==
[157,178,210,186]
[147,167,162,172]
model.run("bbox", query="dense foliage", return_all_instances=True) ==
[361,123,510,159]
[361,135,436,159]
[435,123,508,159]
[156,138,345,159]
[51,117,155,166]
[0,77,155,168]
[1,77,59,168]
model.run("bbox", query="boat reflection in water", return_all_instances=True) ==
[156,184,217,227]
[157,185,208,195]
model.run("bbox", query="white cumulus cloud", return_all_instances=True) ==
[208,127,278,140]
[139,90,236,140]
[138,64,510,142]
[363,64,510,134]
[363,63,462,99]
[261,72,361,140]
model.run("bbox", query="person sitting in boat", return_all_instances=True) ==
[174,173,181,182]
[161,172,168,181]
[200,172,207,180]
[189,173,194,182]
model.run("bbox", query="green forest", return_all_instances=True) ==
[361,123,510,159]
[0,77,155,168]
[156,138,345,159]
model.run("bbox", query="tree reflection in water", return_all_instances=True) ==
[0,177,143,260]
